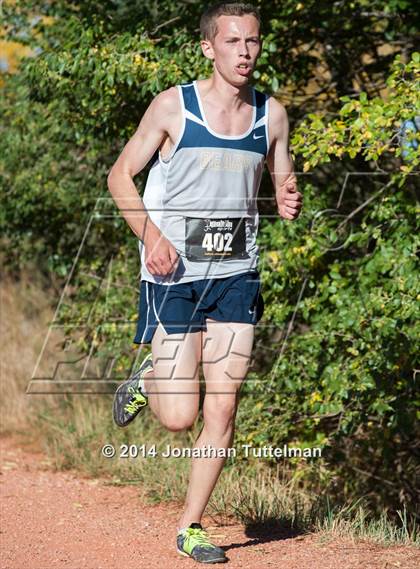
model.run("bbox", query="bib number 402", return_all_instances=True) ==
[202,232,233,253]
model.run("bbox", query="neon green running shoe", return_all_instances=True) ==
[177,522,227,563]
[112,353,153,427]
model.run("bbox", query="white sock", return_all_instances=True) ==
[138,375,148,396]
[177,526,189,534]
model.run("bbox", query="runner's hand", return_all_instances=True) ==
[144,232,179,276]
[277,175,303,220]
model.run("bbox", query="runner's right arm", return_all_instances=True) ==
[107,88,180,276]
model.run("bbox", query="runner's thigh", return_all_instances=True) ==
[201,318,255,393]
[151,323,201,418]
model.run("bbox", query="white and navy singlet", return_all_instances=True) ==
[139,80,270,285]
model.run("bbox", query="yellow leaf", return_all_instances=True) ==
[267,251,280,267]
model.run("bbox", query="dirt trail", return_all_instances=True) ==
[0,436,418,569]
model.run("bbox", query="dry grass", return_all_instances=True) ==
[0,271,59,435]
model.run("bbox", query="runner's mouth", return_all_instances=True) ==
[235,64,252,75]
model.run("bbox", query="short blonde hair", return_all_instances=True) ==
[200,3,261,42]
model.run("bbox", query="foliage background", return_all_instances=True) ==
[1,0,419,524]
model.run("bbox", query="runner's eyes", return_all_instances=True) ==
[226,39,259,44]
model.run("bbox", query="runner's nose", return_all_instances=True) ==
[238,41,250,57]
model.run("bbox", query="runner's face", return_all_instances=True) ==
[202,15,261,85]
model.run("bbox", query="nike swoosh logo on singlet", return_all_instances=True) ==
[253,133,264,139]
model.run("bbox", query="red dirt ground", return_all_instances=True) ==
[0,435,418,569]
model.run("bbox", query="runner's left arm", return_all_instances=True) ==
[266,98,303,220]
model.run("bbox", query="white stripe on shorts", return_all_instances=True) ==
[139,281,151,345]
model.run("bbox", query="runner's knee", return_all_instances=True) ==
[203,394,238,433]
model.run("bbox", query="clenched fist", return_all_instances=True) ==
[144,228,179,276]
[277,175,303,220]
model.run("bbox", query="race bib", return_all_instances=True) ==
[185,216,249,261]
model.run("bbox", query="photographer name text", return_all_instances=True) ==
[101,443,322,460]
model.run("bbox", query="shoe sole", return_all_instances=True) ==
[176,548,227,563]
[112,382,147,428]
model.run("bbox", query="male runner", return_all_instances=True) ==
[108,2,302,564]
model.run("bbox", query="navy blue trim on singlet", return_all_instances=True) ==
[254,90,266,135]
[181,83,203,121]
[177,83,268,156]
[255,90,266,123]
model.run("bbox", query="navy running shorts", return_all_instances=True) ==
[133,270,264,344]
